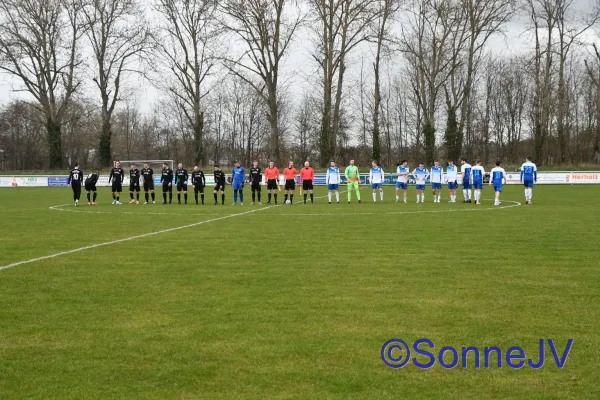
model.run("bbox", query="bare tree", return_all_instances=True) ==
[370,0,400,163]
[80,0,150,167]
[0,0,84,168]
[220,0,303,163]
[154,0,220,167]
[309,0,381,166]
[585,43,600,163]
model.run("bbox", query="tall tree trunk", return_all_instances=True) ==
[194,111,204,166]
[46,118,63,168]
[445,104,459,162]
[423,120,435,165]
[99,118,112,166]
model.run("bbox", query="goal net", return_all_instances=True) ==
[115,160,173,185]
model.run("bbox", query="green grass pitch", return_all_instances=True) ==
[0,185,599,399]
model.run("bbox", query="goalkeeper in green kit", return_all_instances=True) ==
[345,159,362,204]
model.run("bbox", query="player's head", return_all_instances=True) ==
[330,161,335,167]
[305,161,310,168]
[419,162,424,168]
[115,161,121,168]
[350,159,355,165]
[214,164,220,170]
[143,162,149,168]
[496,160,501,166]
[434,159,439,167]
[371,160,378,167]
[269,161,274,168]
[130,163,136,169]
[74,162,79,168]
[234,161,240,167]
[476,160,481,165]
[162,162,168,168]
[288,161,294,168]
[460,158,467,165]
[253,160,258,167]
[401,159,407,166]
[448,159,454,165]
[178,163,183,169]
[194,166,199,171]
[526,156,531,162]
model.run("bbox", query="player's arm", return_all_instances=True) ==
[67,171,72,185]
[120,170,125,183]
[533,165,537,182]
[201,172,206,186]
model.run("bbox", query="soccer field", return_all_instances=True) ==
[1,185,599,399]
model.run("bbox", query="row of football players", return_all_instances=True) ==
[66,157,538,206]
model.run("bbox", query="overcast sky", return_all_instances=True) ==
[1,1,598,114]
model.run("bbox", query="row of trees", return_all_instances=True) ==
[1,0,600,171]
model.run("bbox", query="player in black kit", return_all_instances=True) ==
[249,160,262,204]
[84,170,99,205]
[128,163,141,204]
[141,162,156,204]
[191,166,206,205]
[68,163,84,206]
[213,165,226,205]
[109,161,125,204]
[175,163,189,204]
[160,162,174,204]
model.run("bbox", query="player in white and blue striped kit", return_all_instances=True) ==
[460,158,473,203]
[370,160,385,202]
[430,160,443,203]
[520,156,537,205]
[489,160,507,206]
[471,160,485,205]
[446,160,458,203]
[395,160,409,203]
[413,162,429,203]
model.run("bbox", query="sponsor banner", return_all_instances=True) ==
[0,177,17,187]
[48,176,69,187]
[15,176,48,187]
[567,172,600,184]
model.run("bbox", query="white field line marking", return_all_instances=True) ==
[0,206,276,272]
[2,190,341,271]
[251,199,522,216]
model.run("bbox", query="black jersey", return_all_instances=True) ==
[192,170,205,186]
[214,170,226,184]
[85,173,99,186]
[109,167,124,183]
[129,168,141,184]
[141,167,153,182]
[175,168,189,184]
[68,168,83,185]
[249,167,262,183]
[160,168,174,184]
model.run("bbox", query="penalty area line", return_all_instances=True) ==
[0,205,276,272]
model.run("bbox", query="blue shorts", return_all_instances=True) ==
[494,185,503,193]
[416,184,425,191]
[448,182,458,190]
[474,182,483,190]
[372,183,382,189]
[396,182,407,190]
[233,182,244,190]
[524,180,534,188]
[328,184,339,191]
[463,182,472,189]
[432,182,442,189]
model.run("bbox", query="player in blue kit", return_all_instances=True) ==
[413,162,429,203]
[369,160,385,202]
[231,161,246,205]
[446,160,458,203]
[489,161,507,206]
[430,160,443,203]
[520,156,537,204]
[460,158,473,203]
[471,161,485,205]
[395,160,409,203]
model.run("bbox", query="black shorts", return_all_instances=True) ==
[85,184,96,192]
[72,183,81,193]
[111,182,122,192]
[194,185,204,193]
[129,183,140,192]
[251,182,261,192]
[214,183,225,191]
[285,179,295,190]
[267,179,278,190]
[302,180,313,191]
[143,181,154,191]
[162,182,172,192]
[177,182,188,191]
